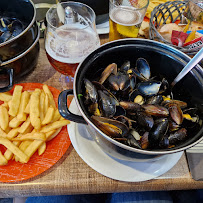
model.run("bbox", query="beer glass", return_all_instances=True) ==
[109,0,149,41]
[45,2,100,88]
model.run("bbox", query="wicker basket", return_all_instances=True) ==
[149,1,200,55]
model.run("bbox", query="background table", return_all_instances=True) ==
[0,36,203,198]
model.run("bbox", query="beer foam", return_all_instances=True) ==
[45,24,99,64]
[110,6,142,26]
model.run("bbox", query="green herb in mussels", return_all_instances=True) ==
[78,94,83,100]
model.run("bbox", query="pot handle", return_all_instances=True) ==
[58,89,87,124]
[0,68,14,92]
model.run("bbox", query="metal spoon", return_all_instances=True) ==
[171,47,203,87]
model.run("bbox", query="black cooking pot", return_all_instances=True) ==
[58,39,203,160]
[60,0,109,16]
[0,0,40,92]
[0,0,37,62]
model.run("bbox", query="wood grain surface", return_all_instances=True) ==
[0,36,203,198]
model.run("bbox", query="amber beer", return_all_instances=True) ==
[45,24,100,77]
[109,6,143,41]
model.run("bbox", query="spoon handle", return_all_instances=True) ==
[171,47,203,87]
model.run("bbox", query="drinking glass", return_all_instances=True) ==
[109,0,149,41]
[45,1,100,89]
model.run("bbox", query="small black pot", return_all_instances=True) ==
[0,0,37,62]
[58,39,203,159]
[60,0,109,16]
[0,0,40,92]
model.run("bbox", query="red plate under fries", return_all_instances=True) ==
[0,83,71,183]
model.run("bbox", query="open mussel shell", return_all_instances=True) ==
[0,17,10,32]
[119,60,131,72]
[91,116,129,138]
[129,89,145,105]
[168,103,183,125]
[108,72,130,91]
[137,81,162,96]
[99,63,117,84]
[11,19,24,37]
[0,31,11,43]
[84,79,98,104]
[132,58,151,81]
[136,111,154,131]
[126,133,141,149]
[98,90,117,117]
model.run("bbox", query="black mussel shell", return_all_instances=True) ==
[84,79,98,103]
[133,58,151,81]
[91,116,129,138]
[149,118,169,147]
[126,133,141,149]
[119,60,131,72]
[136,111,154,131]
[137,81,161,96]
[98,90,116,117]
[11,20,24,37]
[146,95,163,105]
[168,128,187,145]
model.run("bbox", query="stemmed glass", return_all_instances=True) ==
[45,1,100,89]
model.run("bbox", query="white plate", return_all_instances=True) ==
[67,99,183,182]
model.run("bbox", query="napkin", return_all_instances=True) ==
[186,141,203,180]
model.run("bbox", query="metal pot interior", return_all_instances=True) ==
[75,39,203,153]
[0,0,35,45]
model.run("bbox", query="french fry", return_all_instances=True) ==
[44,93,49,115]
[12,132,46,141]
[8,85,23,116]
[0,151,8,165]
[39,91,45,122]
[7,127,20,139]
[1,102,9,109]
[9,117,23,128]
[4,141,21,161]
[4,126,11,134]
[46,127,62,141]
[18,116,31,134]
[30,89,41,130]
[0,128,7,138]
[15,140,32,162]
[0,106,9,130]
[38,142,46,155]
[52,109,61,122]
[24,99,30,114]
[0,138,29,163]
[42,106,55,125]
[40,120,70,133]
[0,92,12,102]
[24,140,44,159]
[43,84,56,109]
[17,91,30,121]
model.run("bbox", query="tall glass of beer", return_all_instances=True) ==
[109,0,149,41]
[45,2,100,88]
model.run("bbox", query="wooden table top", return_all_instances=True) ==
[0,36,203,198]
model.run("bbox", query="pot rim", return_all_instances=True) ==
[0,0,36,48]
[73,38,203,155]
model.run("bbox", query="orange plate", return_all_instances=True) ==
[0,83,71,183]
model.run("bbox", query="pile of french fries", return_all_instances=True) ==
[0,85,69,165]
